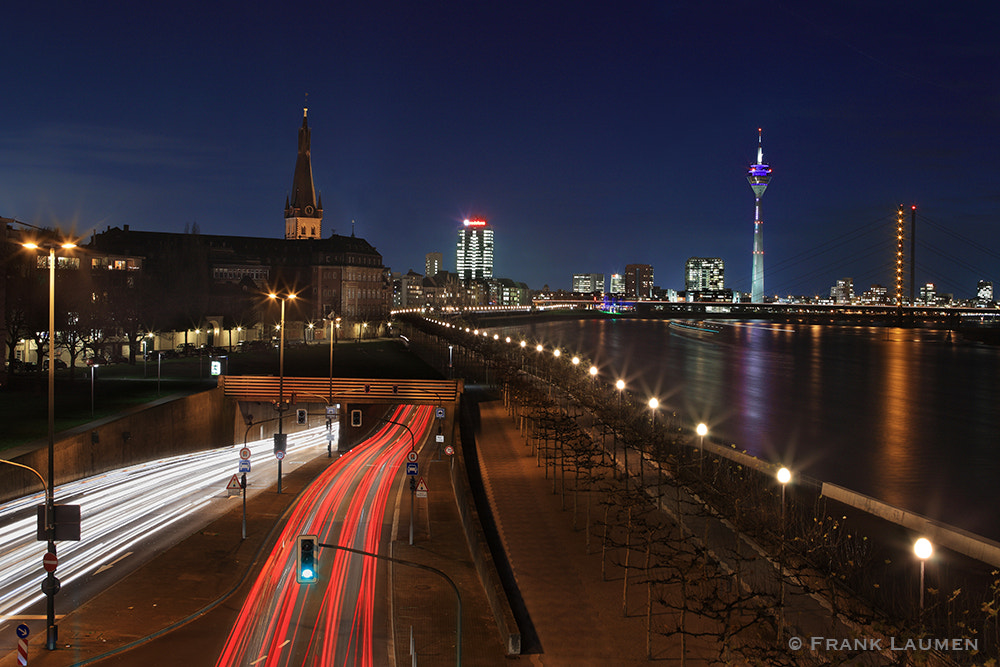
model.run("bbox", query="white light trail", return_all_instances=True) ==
[0,423,336,635]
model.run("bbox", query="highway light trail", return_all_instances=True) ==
[0,423,335,640]
[217,404,433,667]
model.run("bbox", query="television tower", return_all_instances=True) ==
[748,129,772,302]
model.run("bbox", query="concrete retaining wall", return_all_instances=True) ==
[453,396,522,655]
[699,437,1000,567]
[0,388,236,504]
[822,482,1000,567]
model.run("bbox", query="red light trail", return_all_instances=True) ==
[216,404,434,666]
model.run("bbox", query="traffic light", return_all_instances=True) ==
[351,409,362,427]
[296,535,318,584]
[296,409,307,425]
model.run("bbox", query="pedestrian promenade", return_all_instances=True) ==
[472,398,713,665]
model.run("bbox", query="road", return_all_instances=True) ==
[215,404,433,666]
[0,422,337,648]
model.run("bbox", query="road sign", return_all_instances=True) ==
[16,623,28,666]
[435,434,444,443]
[435,407,446,419]
[416,477,428,498]
[406,462,418,476]
[239,447,251,460]
[445,445,455,455]
[326,405,337,417]
[275,450,285,460]
[238,459,251,474]
[43,552,58,573]
[226,475,242,491]
[406,451,418,463]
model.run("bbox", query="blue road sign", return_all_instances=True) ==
[239,459,251,473]
[406,462,418,476]
[16,624,29,639]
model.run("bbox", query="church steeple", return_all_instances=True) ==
[284,106,323,239]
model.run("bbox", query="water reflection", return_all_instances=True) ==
[494,318,1000,540]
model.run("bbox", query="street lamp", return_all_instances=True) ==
[696,423,708,477]
[268,291,297,493]
[777,466,792,623]
[22,237,76,651]
[614,379,625,475]
[914,537,933,613]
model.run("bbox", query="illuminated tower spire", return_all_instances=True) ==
[747,129,772,302]
[284,106,323,239]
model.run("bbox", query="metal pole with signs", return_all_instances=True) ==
[239,447,251,539]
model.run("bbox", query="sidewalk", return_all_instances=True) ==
[471,398,713,665]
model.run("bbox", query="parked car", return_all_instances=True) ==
[86,356,108,366]
[42,359,67,370]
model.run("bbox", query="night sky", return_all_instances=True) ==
[3,2,998,297]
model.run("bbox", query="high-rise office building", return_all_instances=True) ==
[456,218,494,283]
[830,278,855,304]
[572,273,605,293]
[425,252,443,278]
[685,258,724,292]
[624,264,654,299]
[609,273,624,295]
[747,129,772,302]
[977,280,993,303]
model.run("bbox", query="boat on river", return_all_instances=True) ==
[667,319,721,338]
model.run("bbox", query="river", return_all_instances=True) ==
[492,318,1000,542]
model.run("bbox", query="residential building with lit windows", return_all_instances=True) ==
[456,218,493,284]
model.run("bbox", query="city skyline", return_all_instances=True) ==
[2,3,997,297]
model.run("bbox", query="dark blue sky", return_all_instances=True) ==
[3,2,997,297]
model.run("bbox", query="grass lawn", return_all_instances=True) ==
[1,338,441,453]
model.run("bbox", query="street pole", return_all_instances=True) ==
[277,298,286,494]
[45,246,57,651]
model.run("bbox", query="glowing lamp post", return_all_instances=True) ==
[269,291,296,493]
[614,380,625,475]
[696,423,708,477]
[914,537,933,612]
[777,466,791,623]
[23,238,76,651]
